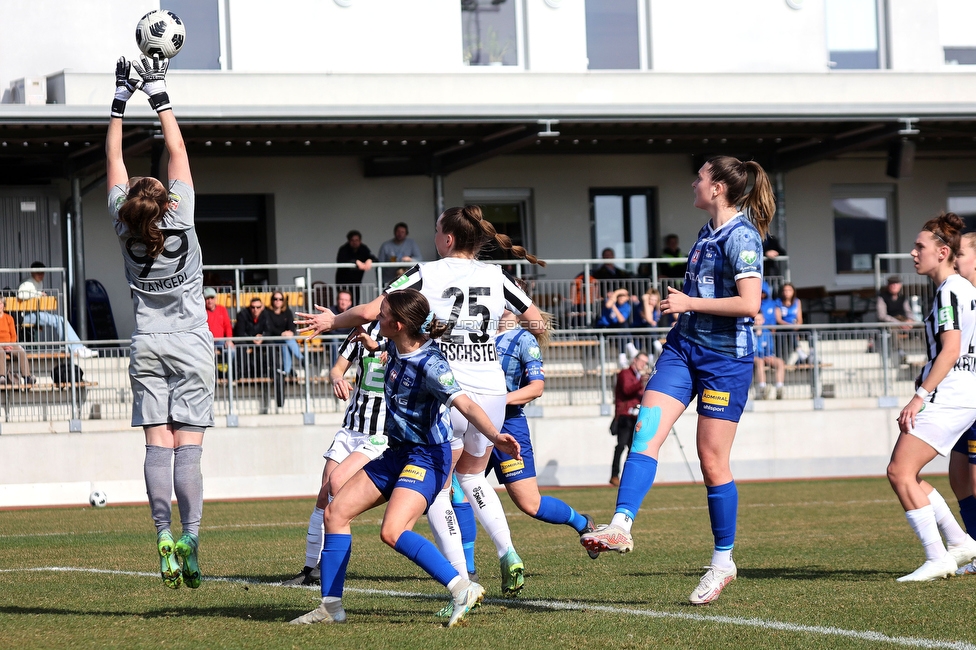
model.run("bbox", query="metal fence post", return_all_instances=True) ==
[811,329,824,410]
[598,332,611,416]
[226,340,238,427]
[68,338,81,431]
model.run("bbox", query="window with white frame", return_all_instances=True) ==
[939,0,976,65]
[590,188,655,274]
[585,0,640,70]
[163,0,224,70]
[825,0,885,70]
[948,184,976,231]
[832,186,894,274]
[461,0,520,66]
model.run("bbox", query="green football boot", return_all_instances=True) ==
[175,533,201,589]
[157,530,183,589]
[499,548,524,597]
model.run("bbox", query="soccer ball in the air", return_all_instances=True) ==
[135,10,186,59]
[89,490,108,508]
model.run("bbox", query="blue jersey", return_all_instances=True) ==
[495,328,544,418]
[678,214,764,358]
[753,328,776,357]
[384,340,462,446]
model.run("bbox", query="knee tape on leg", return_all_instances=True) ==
[631,406,661,453]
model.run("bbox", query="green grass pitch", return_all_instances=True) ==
[2,477,975,650]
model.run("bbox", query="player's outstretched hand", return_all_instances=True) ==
[131,54,171,112]
[111,57,142,118]
[295,305,337,336]
[492,434,521,461]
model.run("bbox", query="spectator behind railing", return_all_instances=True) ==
[17,262,97,358]
[877,275,917,327]
[591,248,633,287]
[234,296,273,377]
[377,222,423,285]
[752,312,784,400]
[0,295,35,385]
[659,234,684,278]
[775,282,807,364]
[335,229,377,303]
[267,291,304,377]
[204,287,235,367]
[596,288,632,328]
[762,233,787,278]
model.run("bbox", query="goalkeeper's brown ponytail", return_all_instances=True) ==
[118,177,168,257]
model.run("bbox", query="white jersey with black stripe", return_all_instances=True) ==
[920,274,976,406]
[337,320,386,435]
[385,258,533,395]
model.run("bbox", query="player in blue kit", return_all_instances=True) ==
[582,156,775,605]
[290,289,521,627]
[106,55,212,590]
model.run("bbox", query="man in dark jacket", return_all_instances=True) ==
[234,297,272,377]
[335,230,378,302]
[610,352,649,485]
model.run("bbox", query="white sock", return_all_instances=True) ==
[757,383,767,390]
[906,505,948,561]
[610,512,633,533]
[927,488,969,547]
[775,382,784,388]
[305,506,325,568]
[457,472,513,558]
[447,575,470,598]
[426,488,468,578]
[710,548,734,569]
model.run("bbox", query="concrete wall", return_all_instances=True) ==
[78,152,976,338]
[0,400,944,509]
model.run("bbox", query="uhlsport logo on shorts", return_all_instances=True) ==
[399,465,427,481]
[500,458,525,476]
[701,389,730,407]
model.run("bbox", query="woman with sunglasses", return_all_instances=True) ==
[267,292,304,376]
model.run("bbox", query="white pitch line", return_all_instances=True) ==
[0,567,973,650]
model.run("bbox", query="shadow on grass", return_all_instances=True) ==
[0,604,307,623]
[626,565,900,581]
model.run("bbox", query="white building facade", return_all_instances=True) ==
[1,0,976,337]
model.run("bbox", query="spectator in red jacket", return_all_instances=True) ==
[0,296,34,385]
[204,287,234,363]
[610,352,649,485]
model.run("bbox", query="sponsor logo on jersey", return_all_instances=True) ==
[685,271,714,284]
[739,249,759,265]
[360,356,386,393]
[939,305,955,326]
[389,274,410,289]
[701,389,730,406]
[691,250,700,263]
[438,371,456,386]
[954,356,976,372]
[500,458,525,475]
[399,465,427,481]
[389,368,398,382]
[529,346,542,360]
[167,191,181,211]
[114,194,126,212]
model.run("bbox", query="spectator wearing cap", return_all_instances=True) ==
[877,275,916,325]
[204,287,235,363]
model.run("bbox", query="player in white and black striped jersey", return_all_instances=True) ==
[888,212,976,582]
[283,321,388,586]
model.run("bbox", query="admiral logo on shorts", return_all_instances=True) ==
[500,458,525,477]
[701,389,730,412]
[399,464,427,482]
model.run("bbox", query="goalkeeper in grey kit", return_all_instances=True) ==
[106,54,214,590]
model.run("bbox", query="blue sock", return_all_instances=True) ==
[320,533,352,598]
[535,495,589,533]
[959,496,976,537]
[454,500,478,575]
[614,454,658,520]
[706,481,738,551]
[394,530,459,587]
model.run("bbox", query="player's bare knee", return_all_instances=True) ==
[379,525,402,548]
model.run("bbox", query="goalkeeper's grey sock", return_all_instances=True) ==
[173,444,204,537]
[144,445,174,534]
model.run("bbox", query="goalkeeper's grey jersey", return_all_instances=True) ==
[109,179,206,334]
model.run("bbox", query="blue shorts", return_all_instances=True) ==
[363,441,452,512]
[487,415,536,484]
[951,421,976,464]
[647,328,753,423]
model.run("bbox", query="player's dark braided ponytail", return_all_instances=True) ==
[440,205,546,267]
[118,177,168,257]
[386,289,449,339]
